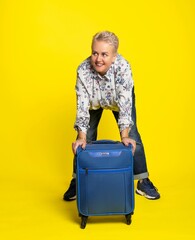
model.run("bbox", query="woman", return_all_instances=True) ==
[63,31,160,201]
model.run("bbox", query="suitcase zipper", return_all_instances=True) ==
[82,167,131,175]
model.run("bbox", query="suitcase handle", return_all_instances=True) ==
[91,140,120,144]
[91,140,133,151]
[76,139,132,155]
[76,140,119,155]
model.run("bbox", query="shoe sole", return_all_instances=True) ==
[136,189,160,200]
[63,195,76,201]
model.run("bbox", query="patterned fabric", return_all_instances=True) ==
[74,54,134,133]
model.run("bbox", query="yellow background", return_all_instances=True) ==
[0,0,195,239]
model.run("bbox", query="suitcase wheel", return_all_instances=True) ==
[80,215,88,229]
[125,214,132,225]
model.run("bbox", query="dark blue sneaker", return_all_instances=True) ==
[63,178,76,201]
[136,178,160,200]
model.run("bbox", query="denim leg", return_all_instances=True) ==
[112,87,149,180]
[73,108,103,175]
[86,108,104,143]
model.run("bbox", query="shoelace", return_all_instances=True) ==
[144,179,158,191]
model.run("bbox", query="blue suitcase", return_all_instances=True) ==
[76,140,134,229]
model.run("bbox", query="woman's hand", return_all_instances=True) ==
[121,137,136,155]
[72,138,87,155]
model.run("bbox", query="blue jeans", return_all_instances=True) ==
[73,87,149,180]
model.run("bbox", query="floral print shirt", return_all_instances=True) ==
[74,54,134,134]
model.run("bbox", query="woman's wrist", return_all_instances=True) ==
[120,127,130,140]
[77,137,86,141]
[77,131,86,141]
[121,136,129,139]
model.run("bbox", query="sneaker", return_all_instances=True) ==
[63,178,76,201]
[136,178,160,200]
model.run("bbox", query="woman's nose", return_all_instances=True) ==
[96,54,102,61]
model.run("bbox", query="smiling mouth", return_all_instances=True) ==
[95,63,104,67]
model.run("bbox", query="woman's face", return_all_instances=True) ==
[91,40,117,75]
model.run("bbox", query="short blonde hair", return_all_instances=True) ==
[92,31,119,52]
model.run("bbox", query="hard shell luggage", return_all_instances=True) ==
[76,140,134,229]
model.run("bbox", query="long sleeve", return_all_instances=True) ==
[115,62,134,132]
[74,72,90,134]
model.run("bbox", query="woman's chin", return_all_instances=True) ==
[94,67,106,75]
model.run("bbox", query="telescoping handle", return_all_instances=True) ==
[91,139,120,144]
